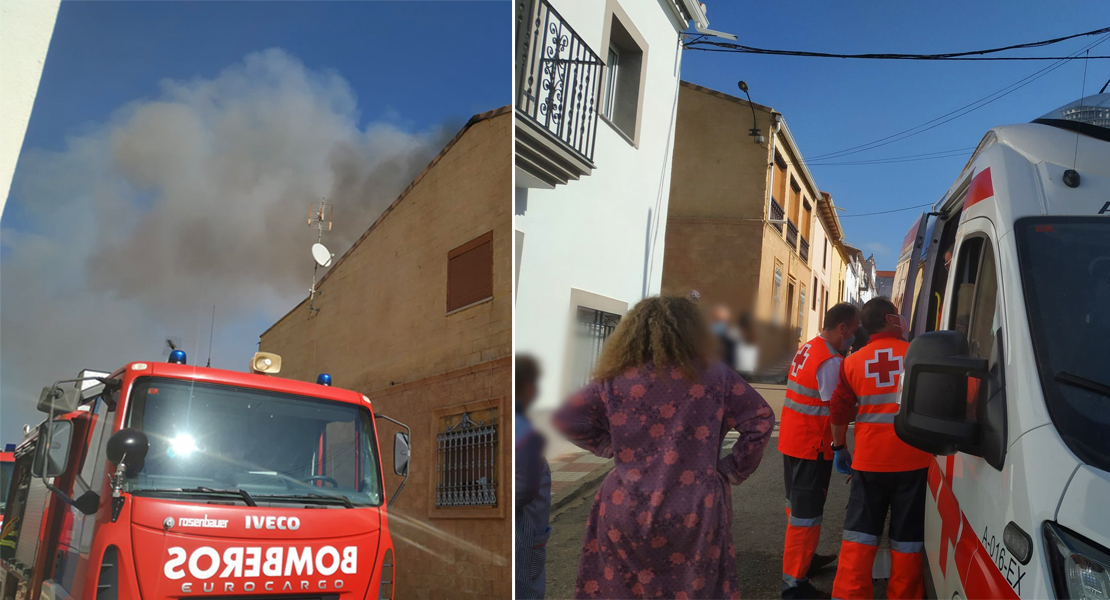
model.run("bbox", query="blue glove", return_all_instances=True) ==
[833,446,852,475]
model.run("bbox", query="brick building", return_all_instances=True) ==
[663,82,854,369]
[259,107,511,599]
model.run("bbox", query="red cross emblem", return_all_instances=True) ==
[791,343,811,378]
[864,348,903,388]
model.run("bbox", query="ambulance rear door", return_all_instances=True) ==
[891,213,928,319]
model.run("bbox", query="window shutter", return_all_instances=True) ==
[447,231,494,312]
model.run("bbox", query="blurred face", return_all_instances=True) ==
[516,382,537,412]
[711,304,731,324]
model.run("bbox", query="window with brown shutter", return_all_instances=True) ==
[447,231,493,312]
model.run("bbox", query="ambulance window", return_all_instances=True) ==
[948,237,985,336]
[968,247,999,365]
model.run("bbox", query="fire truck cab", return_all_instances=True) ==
[0,351,409,600]
[891,93,1110,599]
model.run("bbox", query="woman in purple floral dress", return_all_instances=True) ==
[555,296,775,599]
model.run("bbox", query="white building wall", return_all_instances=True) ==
[844,258,861,306]
[0,0,60,212]
[515,0,688,410]
[805,214,832,340]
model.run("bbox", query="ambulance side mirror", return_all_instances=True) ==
[896,330,986,455]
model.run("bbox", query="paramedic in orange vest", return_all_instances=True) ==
[780,303,861,600]
[829,297,933,600]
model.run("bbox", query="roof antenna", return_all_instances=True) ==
[307,199,335,314]
[1065,50,1090,189]
[206,305,215,367]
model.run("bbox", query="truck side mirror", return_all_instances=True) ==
[106,429,149,467]
[32,420,73,478]
[37,386,80,415]
[393,432,410,476]
[895,330,985,455]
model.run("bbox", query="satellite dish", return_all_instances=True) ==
[311,243,333,268]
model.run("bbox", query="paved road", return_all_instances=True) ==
[543,384,892,599]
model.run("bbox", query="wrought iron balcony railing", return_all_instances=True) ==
[517,0,603,164]
[786,220,799,249]
[769,198,785,233]
[800,236,810,264]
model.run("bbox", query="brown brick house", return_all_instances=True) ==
[259,106,511,599]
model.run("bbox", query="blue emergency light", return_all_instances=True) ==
[168,350,187,365]
[316,373,333,386]
[4,444,14,452]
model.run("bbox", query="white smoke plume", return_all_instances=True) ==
[1,49,456,441]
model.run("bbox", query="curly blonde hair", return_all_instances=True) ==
[593,296,713,381]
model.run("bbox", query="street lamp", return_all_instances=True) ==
[737,80,764,144]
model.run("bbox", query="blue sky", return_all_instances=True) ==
[1,1,508,444]
[681,0,1108,269]
[23,1,507,153]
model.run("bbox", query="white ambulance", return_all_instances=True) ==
[892,92,1110,599]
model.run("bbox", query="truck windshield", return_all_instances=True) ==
[124,377,382,506]
[1016,217,1110,471]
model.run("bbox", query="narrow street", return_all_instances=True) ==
[544,384,891,599]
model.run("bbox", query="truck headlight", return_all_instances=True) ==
[1045,521,1110,599]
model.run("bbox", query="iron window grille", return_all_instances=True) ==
[786,220,799,250]
[769,198,785,233]
[436,412,498,508]
[572,307,621,387]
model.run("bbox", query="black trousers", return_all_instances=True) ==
[842,468,928,549]
[783,455,833,524]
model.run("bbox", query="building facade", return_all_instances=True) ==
[514,0,709,410]
[260,108,512,600]
[662,82,830,367]
[875,269,895,299]
[841,243,878,306]
[804,192,848,340]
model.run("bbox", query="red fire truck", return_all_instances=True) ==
[0,350,410,599]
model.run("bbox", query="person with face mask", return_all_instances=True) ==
[828,297,932,599]
[779,302,860,599]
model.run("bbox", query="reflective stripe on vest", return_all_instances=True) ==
[857,392,900,406]
[783,398,830,416]
[785,380,821,400]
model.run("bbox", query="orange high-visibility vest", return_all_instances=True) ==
[781,336,839,460]
[842,336,932,472]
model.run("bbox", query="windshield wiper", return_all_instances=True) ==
[1055,371,1110,398]
[135,487,257,507]
[256,493,354,508]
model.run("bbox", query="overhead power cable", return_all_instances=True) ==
[838,203,934,218]
[683,26,1110,60]
[804,33,1110,162]
[807,147,976,167]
